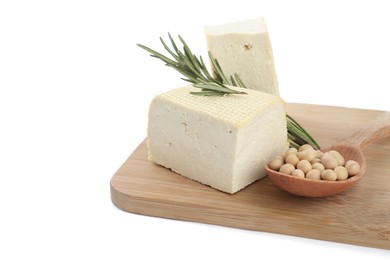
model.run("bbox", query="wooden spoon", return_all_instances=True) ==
[265,111,390,197]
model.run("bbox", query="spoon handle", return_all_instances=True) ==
[342,111,390,150]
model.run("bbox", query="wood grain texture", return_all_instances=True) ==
[110,103,390,249]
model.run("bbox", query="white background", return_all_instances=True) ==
[1,0,389,259]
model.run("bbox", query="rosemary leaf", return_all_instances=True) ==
[137,44,177,66]
[234,73,247,89]
[198,56,219,85]
[179,35,198,69]
[190,91,228,96]
[209,52,231,85]
[167,33,179,54]
[160,36,179,61]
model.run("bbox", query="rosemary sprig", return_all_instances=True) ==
[137,33,320,149]
[287,114,320,149]
[137,33,246,95]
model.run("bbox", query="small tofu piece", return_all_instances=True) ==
[147,85,287,194]
[204,18,280,96]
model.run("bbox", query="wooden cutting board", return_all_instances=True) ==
[110,103,390,250]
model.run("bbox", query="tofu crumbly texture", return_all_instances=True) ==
[147,85,287,194]
[204,18,279,96]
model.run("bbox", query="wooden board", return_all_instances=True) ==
[110,103,390,250]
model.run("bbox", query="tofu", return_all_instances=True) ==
[147,85,287,194]
[204,18,280,96]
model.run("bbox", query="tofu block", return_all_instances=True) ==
[147,85,287,194]
[204,18,280,96]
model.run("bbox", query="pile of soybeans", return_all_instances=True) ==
[268,144,361,181]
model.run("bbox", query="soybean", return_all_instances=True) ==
[306,169,321,180]
[345,160,360,176]
[269,156,284,171]
[279,163,295,175]
[291,169,305,178]
[334,166,348,180]
[321,169,337,181]
[321,152,338,169]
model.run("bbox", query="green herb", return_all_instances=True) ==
[137,33,321,149]
[137,34,246,95]
[287,114,320,149]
